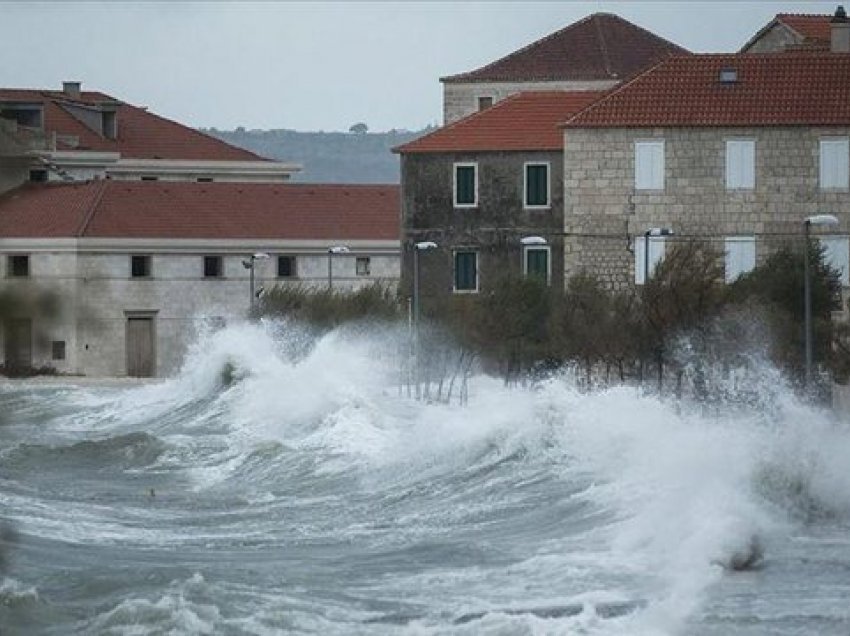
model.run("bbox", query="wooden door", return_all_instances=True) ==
[4,318,32,370]
[126,317,154,377]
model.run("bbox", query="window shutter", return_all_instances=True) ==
[525,248,549,282]
[726,140,755,189]
[724,236,755,283]
[820,139,850,189]
[820,236,850,286]
[635,236,667,284]
[635,141,664,190]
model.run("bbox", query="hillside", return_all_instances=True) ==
[203,127,432,184]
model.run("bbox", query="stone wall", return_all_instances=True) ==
[442,80,616,124]
[563,126,850,290]
[0,245,399,377]
[400,151,563,309]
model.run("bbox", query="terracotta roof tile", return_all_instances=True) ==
[564,53,850,128]
[395,91,606,153]
[0,181,399,240]
[777,14,833,43]
[0,88,264,161]
[441,13,687,84]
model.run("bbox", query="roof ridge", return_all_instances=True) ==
[562,53,674,127]
[440,13,598,83]
[593,14,615,78]
[75,180,109,237]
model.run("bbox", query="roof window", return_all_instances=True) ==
[719,68,738,84]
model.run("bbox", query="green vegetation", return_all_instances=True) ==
[258,242,847,401]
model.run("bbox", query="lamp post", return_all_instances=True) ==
[327,245,350,290]
[241,252,269,316]
[643,227,674,285]
[413,241,438,333]
[803,214,839,387]
[413,241,437,399]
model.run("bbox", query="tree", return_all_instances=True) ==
[348,122,368,135]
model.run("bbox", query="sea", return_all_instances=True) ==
[1,321,849,635]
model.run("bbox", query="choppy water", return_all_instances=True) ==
[1,322,850,635]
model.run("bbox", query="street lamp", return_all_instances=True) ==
[643,227,674,285]
[327,245,350,290]
[413,241,437,399]
[413,241,438,331]
[241,252,269,315]
[804,213,839,387]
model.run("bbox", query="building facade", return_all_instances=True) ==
[0,181,400,377]
[561,50,850,291]
[396,92,603,312]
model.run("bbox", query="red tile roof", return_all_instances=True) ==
[395,91,606,153]
[0,181,399,240]
[564,53,850,128]
[777,14,833,43]
[0,88,265,161]
[741,13,832,52]
[441,13,687,84]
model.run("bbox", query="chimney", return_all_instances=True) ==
[62,81,81,99]
[832,6,850,52]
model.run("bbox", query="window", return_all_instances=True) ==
[140,176,159,181]
[820,138,850,190]
[453,163,478,207]
[453,250,478,292]
[634,235,668,284]
[634,140,665,190]
[29,169,48,183]
[477,96,493,111]
[277,255,296,278]
[203,256,223,278]
[356,257,371,276]
[524,163,550,208]
[131,255,151,278]
[52,340,66,361]
[726,140,755,190]
[724,236,756,283]
[196,177,213,183]
[524,246,550,285]
[8,255,29,277]
[820,236,850,286]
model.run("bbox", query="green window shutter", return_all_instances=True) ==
[455,165,476,205]
[455,251,477,290]
[526,164,548,206]
[526,248,548,281]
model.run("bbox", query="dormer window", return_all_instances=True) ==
[719,68,738,84]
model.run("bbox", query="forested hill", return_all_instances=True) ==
[202,127,433,184]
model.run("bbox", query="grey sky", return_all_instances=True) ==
[0,1,841,132]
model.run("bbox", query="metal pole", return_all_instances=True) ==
[643,230,650,285]
[249,257,255,315]
[804,220,813,388]
[327,251,332,290]
[413,247,420,399]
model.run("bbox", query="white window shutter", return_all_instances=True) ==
[635,141,664,190]
[724,236,755,283]
[820,236,850,286]
[635,238,645,284]
[726,140,755,189]
[820,138,850,189]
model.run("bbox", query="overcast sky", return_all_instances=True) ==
[0,1,841,132]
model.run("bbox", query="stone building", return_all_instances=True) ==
[440,13,687,125]
[0,181,399,377]
[395,91,603,311]
[561,49,850,291]
[741,7,846,53]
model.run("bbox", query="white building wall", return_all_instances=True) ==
[1,243,400,378]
